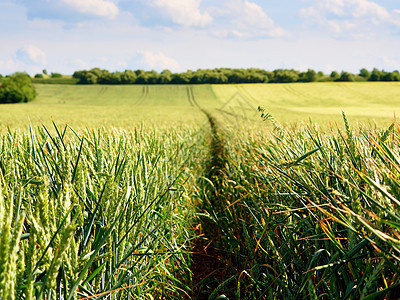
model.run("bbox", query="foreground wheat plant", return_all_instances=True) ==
[2,114,400,299]
[0,122,196,299]
[193,114,400,299]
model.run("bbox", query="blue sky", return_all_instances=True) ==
[1,0,399,75]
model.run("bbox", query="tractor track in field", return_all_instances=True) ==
[236,85,258,103]
[89,86,109,105]
[135,85,149,105]
[187,86,201,109]
[190,107,237,299]
[283,84,311,100]
[93,86,108,103]
[183,84,230,298]
[96,86,108,97]
[282,84,320,103]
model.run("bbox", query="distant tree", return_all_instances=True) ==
[103,72,122,84]
[239,68,268,83]
[317,71,324,77]
[42,69,48,75]
[197,70,227,84]
[135,69,145,77]
[330,71,340,79]
[217,72,230,83]
[96,70,111,84]
[34,73,44,78]
[299,69,317,82]
[393,71,400,81]
[369,68,382,81]
[336,71,355,82]
[146,71,160,84]
[190,73,202,84]
[298,72,307,82]
[51,72,62,78]
[75,70,98,84]
[135,70,149,84]
[382,71,400,82]
[89,68,103,78]
[120,70,137,84]
[111,72,123,84]
[265,71,274,82]
[273,69,299,83]
[84,73,98,84]
[159,70,172,84]
[227,69,246,83]
[72,70,84,79]
[171,72,191,84]
[0,72,37,103]
[382,72,393,81]
[97,70,123,84]
[359,68,370,79]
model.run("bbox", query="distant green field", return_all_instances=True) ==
[0,82,399,130]
[212,82,400,125]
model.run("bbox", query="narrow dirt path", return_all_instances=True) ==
[182,84,235,299]
[189,108,234,299]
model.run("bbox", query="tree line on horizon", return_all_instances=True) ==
[1,67,399,103]
[70,67,400,85]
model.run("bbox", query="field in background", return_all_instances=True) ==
[0,82,399,130]
[213,82,400,125]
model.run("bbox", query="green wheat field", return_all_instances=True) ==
[1,82,400,299]
[1,82,399,129]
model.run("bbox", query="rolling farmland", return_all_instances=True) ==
[1,82,400,299]
[0,82,399,130]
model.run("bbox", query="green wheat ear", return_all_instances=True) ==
[342,110,351,138]
[0,185,11,297]
[44,223,76,293]
[258,106,273,122]
[0,185,25,300]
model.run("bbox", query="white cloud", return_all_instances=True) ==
[239,1,275,29]
[392,10,400,27]
[299,0,399,37]
[140,51,180,71]
[61,0,119,18]
[151,0,212,27]
[0,59,21,73]
[68,58,91,70]
[322,0,345,16]
[300,0,390,20]
[350,0,389,20]
[16,0,119,22]
[213,0,284,38]
[0,49,45,75]
[15,45,47,66]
